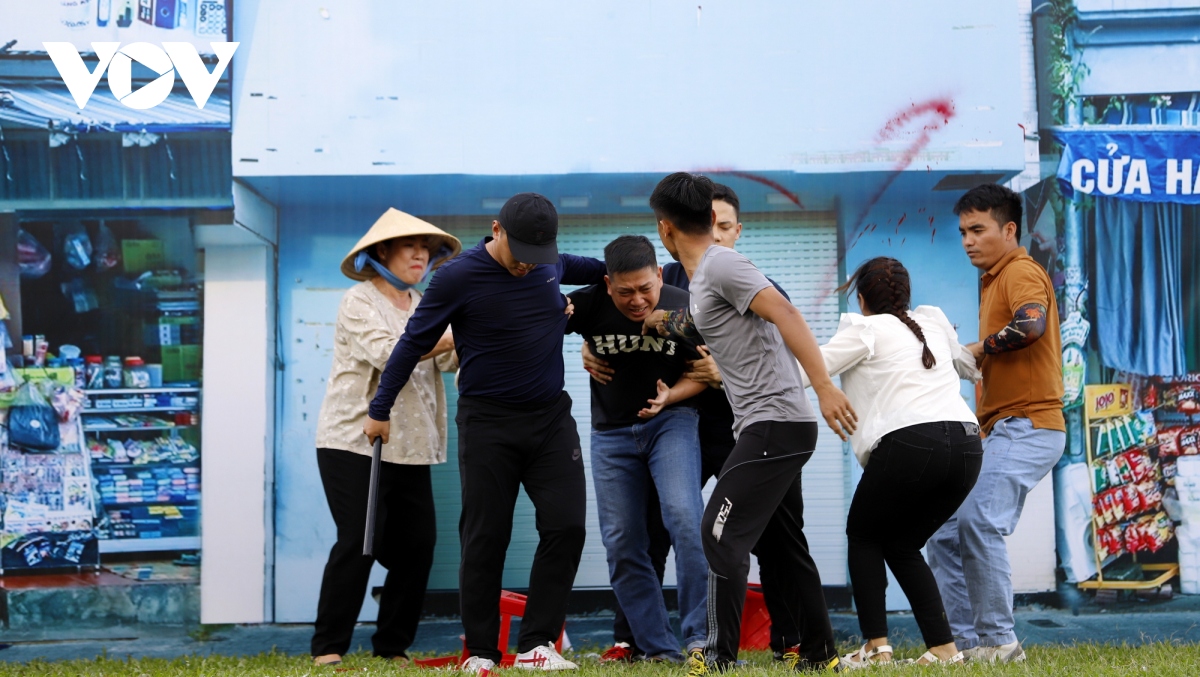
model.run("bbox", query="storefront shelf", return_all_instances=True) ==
[84,425,194,432]
[92,461,199,470]
[98,536,201,554]
[100,498,199,506]
[1156,410,1200,426]
[84,388,201,395]
[83,407,198,413]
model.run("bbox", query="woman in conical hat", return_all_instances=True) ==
[311,208,461,667]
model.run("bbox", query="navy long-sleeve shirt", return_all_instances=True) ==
[368,238,607,420]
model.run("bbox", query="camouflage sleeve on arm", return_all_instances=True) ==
[983,303,1047,354]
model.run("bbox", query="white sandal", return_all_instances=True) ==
[842,643,893,668]
[915,650,964,665]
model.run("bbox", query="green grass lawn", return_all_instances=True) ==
[2,643,1200,677]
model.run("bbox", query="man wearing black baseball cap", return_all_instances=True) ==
[365,193,605,675]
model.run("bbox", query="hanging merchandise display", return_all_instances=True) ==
[1078,382,1190,594]
[17,229,52,279]
[54,222,94,271]
[93,222,121,271]
[0,369,98,572]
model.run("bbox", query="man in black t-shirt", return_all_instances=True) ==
[587,184,803,662]
[565,235,709,662]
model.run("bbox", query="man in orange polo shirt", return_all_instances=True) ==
[926,184,1066,664]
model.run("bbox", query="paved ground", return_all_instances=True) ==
[2,593,1199,663]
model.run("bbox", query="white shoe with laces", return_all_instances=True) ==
[965,641,1025,663]
[514,644,578,670]
[461,656,496,677]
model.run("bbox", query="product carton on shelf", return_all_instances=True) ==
[162,345,201,383]
[121,239,165,273]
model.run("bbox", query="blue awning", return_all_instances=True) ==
[0,83,229,134]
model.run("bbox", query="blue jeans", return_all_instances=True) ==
[591,407,707,658]
[926,416,1065,649]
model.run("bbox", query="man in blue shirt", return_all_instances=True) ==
[365,193,606,675]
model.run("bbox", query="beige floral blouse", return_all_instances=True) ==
[315,281,457,465]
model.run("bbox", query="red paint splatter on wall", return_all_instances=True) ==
[720,171,805,209]
[845,98,956,249]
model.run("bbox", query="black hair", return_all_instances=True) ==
[711,182,740,220]
[604,234,657,275]
[953,183,1023,240]
[649,172,715,236]
[838,257,936,369]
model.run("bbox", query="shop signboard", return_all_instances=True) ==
[0,0,228,55]
[1056,130,1200,205]
[1085,383,1135,420]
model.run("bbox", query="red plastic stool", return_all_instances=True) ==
[740,584,772,651]
[415,590,566,668]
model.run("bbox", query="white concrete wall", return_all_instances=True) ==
[232,0,1027,178]
[200,243,277,623]
[1007,477,1058,593]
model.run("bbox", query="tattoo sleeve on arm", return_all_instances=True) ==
[661,308,701,341]
[983,303,1047,354]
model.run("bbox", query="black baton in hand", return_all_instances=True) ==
[363,436,383,557]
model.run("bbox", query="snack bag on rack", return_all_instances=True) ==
[1124,448,1155,484]
[1095,420,1110,456]
[1122,483,1145,515]
[1103,525,1125,558]
[1159,427,1183,457]
[1112,453,1135,485]
[1097,488,1120,524]
[1137,481,1164,512]
[1163,459,1179,487]
[1093,460,1110,492]
[1168,384,1200,413]
[1134,410,1158,445]
[1181,428,1200,456]
[1151,511,1175,551]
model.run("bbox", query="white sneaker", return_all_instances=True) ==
[461,656,496,676]
[514,644,578,670]
[965,641,1025,663]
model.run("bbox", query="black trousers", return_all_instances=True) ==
[701,421,834,665]
[846,421,982,648]
[312,448,436,658]
[457,393,587,662]
[613,436,801,654]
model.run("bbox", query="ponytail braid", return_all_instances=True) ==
[895,311,936,369]
[848,257,936,370]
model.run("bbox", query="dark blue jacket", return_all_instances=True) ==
[369,238,606,420]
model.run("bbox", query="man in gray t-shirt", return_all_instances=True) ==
[689,245,816,435]
[644,172,857,673]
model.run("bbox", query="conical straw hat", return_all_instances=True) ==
[340,208,462,281]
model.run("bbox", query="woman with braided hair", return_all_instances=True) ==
[799,256,983,667]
